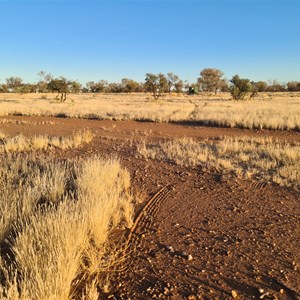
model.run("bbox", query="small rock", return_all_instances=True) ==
[259,292,269,299]
[163,287,169,295]
[187,295,196,300]
[167,245,175,253]
[188,254,193,261]
[280,289,284,294]
[231,290,238,298]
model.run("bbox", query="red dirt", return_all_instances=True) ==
[1,116,299,300]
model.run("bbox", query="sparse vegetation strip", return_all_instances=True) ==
[138,136,300,190]
[1,92,299,131]
[0,130,93,153]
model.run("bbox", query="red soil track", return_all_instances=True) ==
[1,116,299,300]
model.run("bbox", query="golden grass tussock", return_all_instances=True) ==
[75,157,133,247]
[0,92,299,131]
[0,130,94,153]
[1,204,88,300]
[138,136,300,190]
[0,155,133,299]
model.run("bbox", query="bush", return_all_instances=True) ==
[229,75,253,100]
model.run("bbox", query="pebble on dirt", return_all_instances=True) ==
[231,290,238,298]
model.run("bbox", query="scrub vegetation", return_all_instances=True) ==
[0,130,94,153]
[138,136,300,190]
[0,92,300,131]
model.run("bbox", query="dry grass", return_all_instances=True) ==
[0,118,55,126]
[138,136,300,190]
[0,154,133,299]
[189,96,300,131]
[0,92,299,131]
[76,157,133,248]
[0,130,94,153]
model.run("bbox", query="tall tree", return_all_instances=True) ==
[166,72,181,94]
[198,68,226,94]
[144,73,168,100]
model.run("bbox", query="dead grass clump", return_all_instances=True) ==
[0,155,133,299]
[76,157,133,247]
[189,97,300,131]
[0,131,6,139]
[1,203,88,300]
[138,136,300,190]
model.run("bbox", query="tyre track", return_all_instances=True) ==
[111,184,175,273]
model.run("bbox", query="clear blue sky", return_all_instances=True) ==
[0,0,299,85]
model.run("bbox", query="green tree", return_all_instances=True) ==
[6,76,23,93]
[254,81,268,92]
[166,72,182,94]
[144,73,168,100]
[121,78,142,93]
[47,77,80,102]
[198,68,226,94]
[0,84,9,93]
[287,81,300,92]
[229,75,253,100]
[86,80,108,93]
[107,82,123,93]
[19,83,37,93]
[174,79,184,93]
[69,80,81,93]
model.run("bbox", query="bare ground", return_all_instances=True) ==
[1,116,299,300]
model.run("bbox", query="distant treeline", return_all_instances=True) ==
[1,69,299,100]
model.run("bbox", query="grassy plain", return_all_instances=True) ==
[0,92,300,131]
[138,136,300,190]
